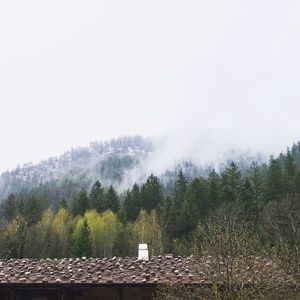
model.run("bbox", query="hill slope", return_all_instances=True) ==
[0,136,152,200]
[0,135,270,202]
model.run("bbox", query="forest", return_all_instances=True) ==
[0,141,299,288]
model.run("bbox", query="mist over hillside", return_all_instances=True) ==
[0,135,269,201]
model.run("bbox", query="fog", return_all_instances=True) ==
[0,0,300,172]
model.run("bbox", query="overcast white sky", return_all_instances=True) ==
[0,0,300,171]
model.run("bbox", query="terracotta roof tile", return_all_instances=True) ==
[0,255,287,286]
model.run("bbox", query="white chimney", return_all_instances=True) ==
[138,243,149,261]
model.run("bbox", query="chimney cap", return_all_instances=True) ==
[138,243,148,250]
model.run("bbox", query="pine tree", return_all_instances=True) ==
[295,172,300,193]
[248,162,264,207]
[1,193,17,222]
[179,177,209,235]
[72,188,90,216]
[265,157,284,202]
[283,150,297,194]
[221,161,243,206]
[207,169,221,209]
[73,218,92,257]
[172,169,188,213]
[124,183,141,221]
[58,198,68,210]
[241,162,264,221]
[140,174,164,212]
[241,177,254,219]
[169,170,188,238]
[89,180,105,213]
[159,195,173,251]
[105,185,120,213]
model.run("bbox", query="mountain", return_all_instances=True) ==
[0,135,269,203]
[0,136,152,200]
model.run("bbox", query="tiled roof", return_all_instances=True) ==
[0,255,286,286]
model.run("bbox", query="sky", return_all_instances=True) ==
[0,0,300,171]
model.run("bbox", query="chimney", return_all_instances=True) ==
[138,243,149,261]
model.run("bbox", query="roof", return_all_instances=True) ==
[0,255,286,287]
[0,255,200,286]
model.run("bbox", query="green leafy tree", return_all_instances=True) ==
[34,208,54,258]
[3,215,30,258]
[52,208,73,258]
[130,209,163,256]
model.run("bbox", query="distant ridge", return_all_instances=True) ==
[0,136,152,200]
[0,135,269,202]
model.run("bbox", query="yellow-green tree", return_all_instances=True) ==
[4,215,30,258]
[83,210,122,257]
[84,210,103,256]
[34,208,54,258]
[101,210,122,257]
[131,209,163,256]
[52,208,73,257]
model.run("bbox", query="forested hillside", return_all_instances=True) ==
[0,136,152,200]
[0,135,265,206]
[0,141,299,272]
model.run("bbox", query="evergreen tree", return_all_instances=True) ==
[248,162,264,207]
[140,174,164,212]
[58,198,68,210]
[241,178,253,218]
[207,169,221,209]
[294,172,300,193]
[23,194,48,226]
[159,195,173,251]
[105,185,120,213]
[168,170,188,239]
[1,193,17,222]
[241,162,264,221]
[174,169,188,203]
[265,157,284,202]
[283,150,297,194]
[180,177,209,235]
[72,188,90,216]
[221,161,243,205]
[73,218,92,257]
[124,183,141,221]
[89,180,105,212]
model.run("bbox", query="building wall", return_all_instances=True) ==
[0,286,157,300]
